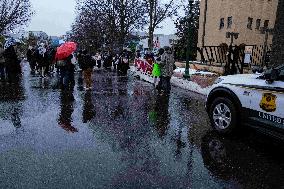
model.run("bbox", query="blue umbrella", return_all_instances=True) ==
[4,38,16,49]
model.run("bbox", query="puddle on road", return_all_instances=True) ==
[0,70,284,189]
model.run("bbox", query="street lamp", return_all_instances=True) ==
[226,32,239,46]
[184,0,194,79]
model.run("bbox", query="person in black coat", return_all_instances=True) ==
[27,46,37,75]
[3,45,21,83]
[63,54,75,90]
[118,50,130,76]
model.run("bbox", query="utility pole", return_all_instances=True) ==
[184,0,194,79]
[225,32,239,75]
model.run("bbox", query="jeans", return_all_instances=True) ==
[83,68,93,88]
[159,76,171,94]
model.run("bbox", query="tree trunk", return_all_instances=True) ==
[148,0,155,51]
[148,27,154,50]
[270,0,284,67]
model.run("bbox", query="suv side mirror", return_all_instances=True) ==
[264,69,278,84]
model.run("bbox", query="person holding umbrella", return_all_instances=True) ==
[55,42,77,90]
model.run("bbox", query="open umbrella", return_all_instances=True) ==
[55,42,77,60]
[4,38,16,49]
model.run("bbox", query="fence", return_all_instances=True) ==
[197,44,272,68]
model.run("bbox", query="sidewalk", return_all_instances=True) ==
[129,66,218,96]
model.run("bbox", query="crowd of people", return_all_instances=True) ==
[1,37,175,95]
[0,39,132,91]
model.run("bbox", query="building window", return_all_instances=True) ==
[220,18,224,29]
[227,17,232,28]
[264,20,269,29]
[247,17,253,30]
[256,19,261,29]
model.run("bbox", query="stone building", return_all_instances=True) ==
[197,0,279,66]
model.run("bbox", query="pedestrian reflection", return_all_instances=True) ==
[111,103,125,119]
[0,78,24,129]
[11,107,22,129]
[58,90,78,133]
[150,95,170,138]
[0,76,24,101]
[174,130,186,157]
[77,70,84,91]
[82,91,96,123]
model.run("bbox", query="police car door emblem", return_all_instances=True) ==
[260,93,277,112]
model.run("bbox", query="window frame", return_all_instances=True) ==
[256,19,261,30]
[264,20,270,29]
[247,17,253,30]
[227,16,233,29]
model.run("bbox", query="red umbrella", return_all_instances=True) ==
[55,42,77,60]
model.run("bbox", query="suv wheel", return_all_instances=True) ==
[209,97,238,134]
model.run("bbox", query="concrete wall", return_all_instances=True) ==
[198,0,279,47]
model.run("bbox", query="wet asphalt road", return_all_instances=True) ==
[1,64,284,189]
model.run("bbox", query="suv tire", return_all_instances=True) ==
[209,97,238,134]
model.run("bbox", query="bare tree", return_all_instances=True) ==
[72,0,147,52]
[0,0,33,34]
[144,0,179,50]
[270,0,284,67]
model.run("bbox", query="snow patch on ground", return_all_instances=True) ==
[174,67,217,76]
[171,77,210,95]
[129,66,211,95]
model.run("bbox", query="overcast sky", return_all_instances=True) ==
[27,0,176,36]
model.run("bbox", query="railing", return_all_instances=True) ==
[197,45,272,67]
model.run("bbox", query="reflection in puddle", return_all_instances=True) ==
[58,90,78,133]
[201,131,284,188]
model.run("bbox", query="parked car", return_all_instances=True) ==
[206,65,284,139]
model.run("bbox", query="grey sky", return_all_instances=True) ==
[27,0,176,36]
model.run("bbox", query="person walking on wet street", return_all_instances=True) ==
[118,49,130,75]
[3,39,21,83]
[61,54,75,90]
[0,42,6,82]
[152,51,161,89]
[157,46,175,95]
[26,46,37,75]
[81,50,95,90]
[36,43,48,78]
[46,46,56,76]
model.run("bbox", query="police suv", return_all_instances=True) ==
[206,65,284,138]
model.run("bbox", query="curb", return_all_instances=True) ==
[129,66,210,96]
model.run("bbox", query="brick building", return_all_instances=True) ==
[197,0,279,66]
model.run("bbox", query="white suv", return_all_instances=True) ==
[206,65,284,138]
